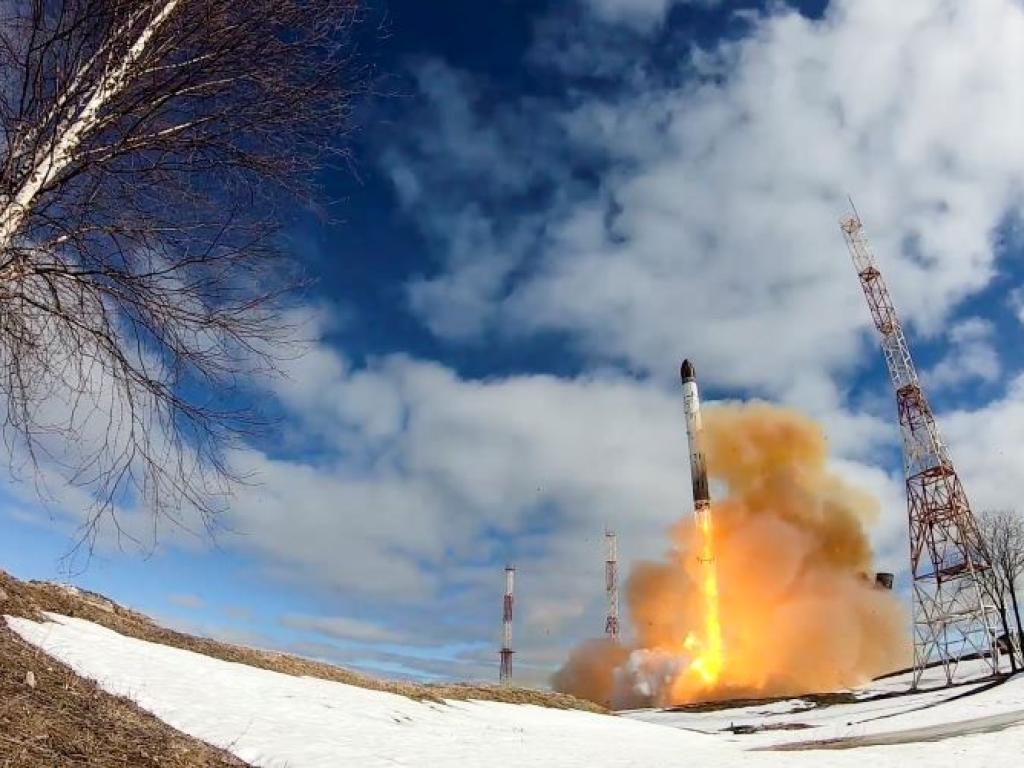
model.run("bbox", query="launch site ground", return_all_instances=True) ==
[626,661,1021,751]
[3,572,1020,768]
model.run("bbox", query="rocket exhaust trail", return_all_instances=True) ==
[680,359,723,684]
[552,396,911,707]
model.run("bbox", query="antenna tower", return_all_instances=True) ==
[499,565,515,685]
[605,530,620,639]
[840,210,998,687]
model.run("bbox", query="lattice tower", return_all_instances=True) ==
[500,565,515,684]
[840,212,999,687]
[605,530,620,639]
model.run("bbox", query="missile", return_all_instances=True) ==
[680,358,723,676]
[680,359,710,514]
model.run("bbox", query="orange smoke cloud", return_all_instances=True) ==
[550,638,631,709]
[554,403,909,707]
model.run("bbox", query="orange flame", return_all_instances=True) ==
[553,402,910,708]
[683,509,723,687]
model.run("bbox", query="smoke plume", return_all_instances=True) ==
[554,403,909,708]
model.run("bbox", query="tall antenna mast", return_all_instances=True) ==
[499,565,515,685]
[604,530,620,639]
[839,210,998,687]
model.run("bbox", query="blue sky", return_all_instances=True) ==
[5,0,1024,686]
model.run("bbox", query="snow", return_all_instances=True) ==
[6,612,1024,767]
[626,659,1024,749]
[4,613,726,768]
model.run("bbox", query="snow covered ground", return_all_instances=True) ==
[6,612,1024,767]
[626,659,1023,749]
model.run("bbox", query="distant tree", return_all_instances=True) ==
[975,509,1024,670]
[0,0,359,548]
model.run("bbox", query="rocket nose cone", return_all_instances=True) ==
[680,359,695,382]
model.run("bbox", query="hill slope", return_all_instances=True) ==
[6,610,725,768]
[0,574,243,766]
[0,569,597,767]
[0,570,599,711]
[4,570,1024,767]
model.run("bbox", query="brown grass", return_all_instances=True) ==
[0,569,605,757]
[1,575,246,766]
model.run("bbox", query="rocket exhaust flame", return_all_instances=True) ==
[688,512,723,686]
[553,400,910,709]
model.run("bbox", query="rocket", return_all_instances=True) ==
[680,359,711,514]
[680,359,724,678]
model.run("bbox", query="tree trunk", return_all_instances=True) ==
[1009,580,1024,669]
[998,604,1018,672]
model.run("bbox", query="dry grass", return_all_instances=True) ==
[0,570,605,753]
[419,682,605,711]
[1,575,246,766]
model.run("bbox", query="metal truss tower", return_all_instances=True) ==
[840,211,999,687]
[499,565,515,685]
[605,530,620,639]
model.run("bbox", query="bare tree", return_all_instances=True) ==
[975,509,1024,671]
[0,0,359,549]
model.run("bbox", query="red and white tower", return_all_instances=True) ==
[605,530,620,639]
[840,210,998,687]
[499,565,515,685]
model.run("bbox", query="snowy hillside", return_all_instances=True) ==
[6,612,1024,767]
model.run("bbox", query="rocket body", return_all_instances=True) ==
[679,359,724,682]
[680,359,711,514]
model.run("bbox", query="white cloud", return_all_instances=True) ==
[230,345,692,604]
[581,0,715,30]
[944,375,1024,515]
[583,0,677,28]
[280,614,405,644]
[392,0,1024,408]
[923,318,1001,391]
[1008,286,1024,326]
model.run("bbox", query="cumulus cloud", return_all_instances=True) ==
[923,318,1001,391]
[944,375,1024,515]
[389,0,1024,408]
[230,341,693,603]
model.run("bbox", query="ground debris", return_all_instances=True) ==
[723,721,813,735]
[724,723,758,734]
